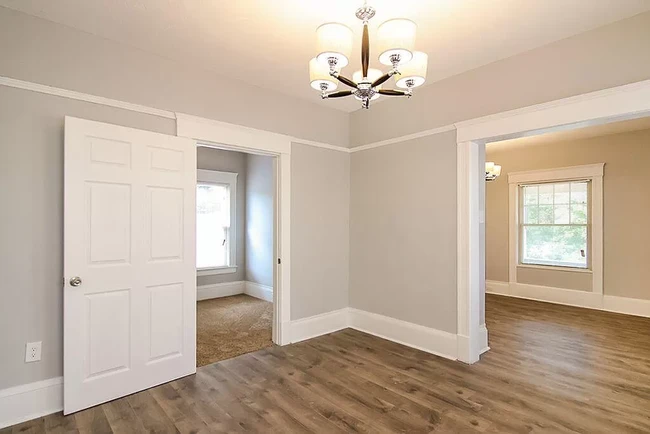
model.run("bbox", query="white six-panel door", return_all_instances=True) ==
[63,117,197,414]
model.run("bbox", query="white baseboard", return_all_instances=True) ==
[479,324,489,354]
[289,308,349,344]
[603,295,650,318]
[197,281,245,301]
[0,377,63,429]
[487,280,650,318]
[348,308,458,361]
[244,281,273,302]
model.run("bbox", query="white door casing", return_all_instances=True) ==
[63,117,197,414]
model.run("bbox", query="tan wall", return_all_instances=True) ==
[486,128,650,300]
[350,12,650,146]
[350,131,458,333]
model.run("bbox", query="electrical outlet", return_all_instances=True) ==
[25,341,42,363]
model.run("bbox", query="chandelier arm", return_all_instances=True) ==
[371,71,398,88]
[330,72,358,89]
[322,90,354,99]
[377,89,410,96]
[361,24,369,78]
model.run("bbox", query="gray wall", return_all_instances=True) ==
[350,11,650,146]
[349,131,458,334]
[196,147,247,286]
[291,144,350,320]
[0,7,350,148]
[0,87,351,390]
[245,155,274,287]
[0,86,174,390]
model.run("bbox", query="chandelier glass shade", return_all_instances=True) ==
[376,19,417,66]
[486,162,502,182]
[310,2,427,109]
[316,23,354,69]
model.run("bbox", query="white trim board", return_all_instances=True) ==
[349,124,456,153]
[455,79,650,143]
[179,114,292,346]
[0,76,176,119]
[507,163,604,295]
[0,76,350,154]
[290,308,349,344]
[486,280,650,318]
[479,324,489,355]
[348,308,458,361]
[245,282,273,303]
[197,281,245,301]
[0,377,63,429]
[289,308,459,361]
[456,79,650,365]
[196,281,273,303]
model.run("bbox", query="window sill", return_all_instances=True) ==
[517,264,592,274]
[197,266,237,277]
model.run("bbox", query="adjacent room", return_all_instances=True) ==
[195,147,275,367]
[481,117,650,424]
[1,1,650,432]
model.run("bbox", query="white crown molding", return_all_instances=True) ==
[487,280,650,318]
[455,79,650,143]
[0,377,63,429]
[0,76,176,119]
[290,138,352,153]
[350,124,456,153]
[0,75,351,154]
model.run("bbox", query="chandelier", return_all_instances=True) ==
[309,1,427,109]
[486,162,502,182]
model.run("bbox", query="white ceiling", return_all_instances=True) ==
[2,0,649,112]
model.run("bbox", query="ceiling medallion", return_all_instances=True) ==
[309,1,427,109]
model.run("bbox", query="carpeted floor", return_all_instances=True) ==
[196,294,273,367]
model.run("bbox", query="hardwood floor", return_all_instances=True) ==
[5,294,650,433]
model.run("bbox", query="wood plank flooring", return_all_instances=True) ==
[5,294,650,433]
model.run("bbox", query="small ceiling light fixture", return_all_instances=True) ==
[309,1,427,109]
[486,162,502,182]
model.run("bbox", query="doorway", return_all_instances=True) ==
[195,146,276,366]
[455,80,650,364]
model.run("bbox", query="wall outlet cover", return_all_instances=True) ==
[25,341,42,363]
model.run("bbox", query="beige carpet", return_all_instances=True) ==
[197,294,273,367]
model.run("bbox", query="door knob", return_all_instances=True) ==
[69,276,82,287]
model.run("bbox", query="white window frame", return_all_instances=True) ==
[519,181,591,269]
[508,163,604,293]
[196,169,238,276]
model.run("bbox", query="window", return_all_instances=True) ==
[196,170,237,275]
[520,181,589,269]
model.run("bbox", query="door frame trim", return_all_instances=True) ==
[454,79,650,364]
[176,113,292,345]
